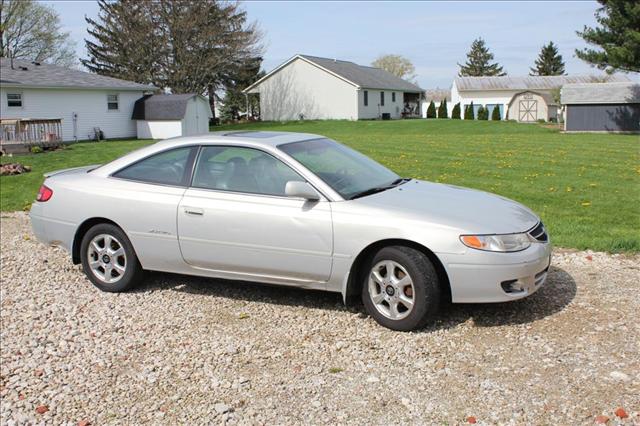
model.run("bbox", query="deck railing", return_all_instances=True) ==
[0,119,63,153]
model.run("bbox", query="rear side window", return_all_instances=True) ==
[113,147,195,186]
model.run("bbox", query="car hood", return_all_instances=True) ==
[352,180,539,235]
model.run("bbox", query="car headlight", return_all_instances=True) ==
[460,233,533,252]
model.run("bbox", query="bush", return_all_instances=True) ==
[477,105,488,120]
[491,105,502,120]
[537,118,546,124]
[451,102,461,119]
[426,101,437,118]
[30,146,43,154]
[437,99,448,119]
[464,102,475,120]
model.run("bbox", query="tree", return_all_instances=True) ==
[576,0,640,73]
[437,99,448,118]
[530,41,566,75]
[491,105,502,121]
[0,0,76,66]
[426,101,437,118]
[451,102,461,119]
[220,60,265,122]
[477,105,488,120]
[458,38,506,76]
[464,102,475,120]
[371,54,416,81]
[83,0,263,120]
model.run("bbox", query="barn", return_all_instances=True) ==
[132,94,212,139]
[561,82,640,132]
[451,75,631,122]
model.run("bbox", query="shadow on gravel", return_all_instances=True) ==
[133,266,576,331]
[427,266,577,331]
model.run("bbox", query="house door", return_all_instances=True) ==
[519,100,538,122]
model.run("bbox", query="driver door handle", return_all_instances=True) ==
[184,207,204,216]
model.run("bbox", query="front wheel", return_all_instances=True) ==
[362,246,441,331]
[80,223,144,292]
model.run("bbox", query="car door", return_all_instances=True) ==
[177,145,333,283]
[109,146,197,272]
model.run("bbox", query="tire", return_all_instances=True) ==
[80,223,144,292]
[362,246,440,331]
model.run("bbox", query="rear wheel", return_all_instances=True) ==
[80,223,144,292]
[362,246,440,331]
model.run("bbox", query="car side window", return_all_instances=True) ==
[113,147,194,186]
[192,146,304,196]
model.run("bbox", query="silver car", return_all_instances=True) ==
[30,131,551,331]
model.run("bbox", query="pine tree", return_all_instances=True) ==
[83,0,262,121]
[491,105,502,121]
[530,42,566,75]
[464,102,475,120]
[437,99,448,118]
[451,102,461,119]
[477,105,488,120]
[576,0,640,73]
[458,38,506,76]
[426,101,437,118]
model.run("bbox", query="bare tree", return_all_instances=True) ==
[0,0,76,66]
[371,54,416,82]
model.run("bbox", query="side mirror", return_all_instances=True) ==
[285,181,320,201]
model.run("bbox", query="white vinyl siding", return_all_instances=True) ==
[0,87,144,141]
[252,57,358,121]
[357,89,403,119]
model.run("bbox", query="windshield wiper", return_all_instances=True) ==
[349,178,411,200]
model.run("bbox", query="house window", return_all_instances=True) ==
[380,92,385,106]
[364,90,368,106]
[107,94,119,110]
[392,92,396,103]
[7,93,22,107]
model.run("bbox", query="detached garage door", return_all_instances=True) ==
[566,104,640,131]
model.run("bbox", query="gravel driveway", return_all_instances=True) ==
[1,212,638,425]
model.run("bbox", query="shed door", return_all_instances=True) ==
[519,100,537,122]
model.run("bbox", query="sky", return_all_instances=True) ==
[44,0,614,89]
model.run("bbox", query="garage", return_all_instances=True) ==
[132,94,212,139]
[561,82,640,132]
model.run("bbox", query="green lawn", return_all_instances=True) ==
[1,120,638,252]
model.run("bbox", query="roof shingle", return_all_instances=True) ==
[0,58,156,91]
[299,55,423,92]
[131,94,197,120]
[561,82,640,104]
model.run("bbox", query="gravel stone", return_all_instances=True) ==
[1,212,639,424]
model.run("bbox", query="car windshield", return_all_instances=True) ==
[279,138,401,199]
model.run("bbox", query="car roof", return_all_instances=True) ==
[152,131,324,149]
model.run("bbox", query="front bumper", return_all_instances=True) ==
[440,242,552,303]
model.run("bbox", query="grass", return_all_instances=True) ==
[1,120,638,252]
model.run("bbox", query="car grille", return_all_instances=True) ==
[529,222,548,242]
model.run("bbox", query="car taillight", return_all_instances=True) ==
[36,185,53,202]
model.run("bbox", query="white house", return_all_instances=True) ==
[244,54,424,121]
[132,94,212,139]
[451,75,631,122]
[0,58,156,141]
[421,88,453,118]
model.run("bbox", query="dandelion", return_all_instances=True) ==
[581,201,591,207]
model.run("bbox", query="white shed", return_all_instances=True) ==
[132,94,212,139]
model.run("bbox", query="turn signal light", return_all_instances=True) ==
[36,185,53,202]
[460,235,484,249]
